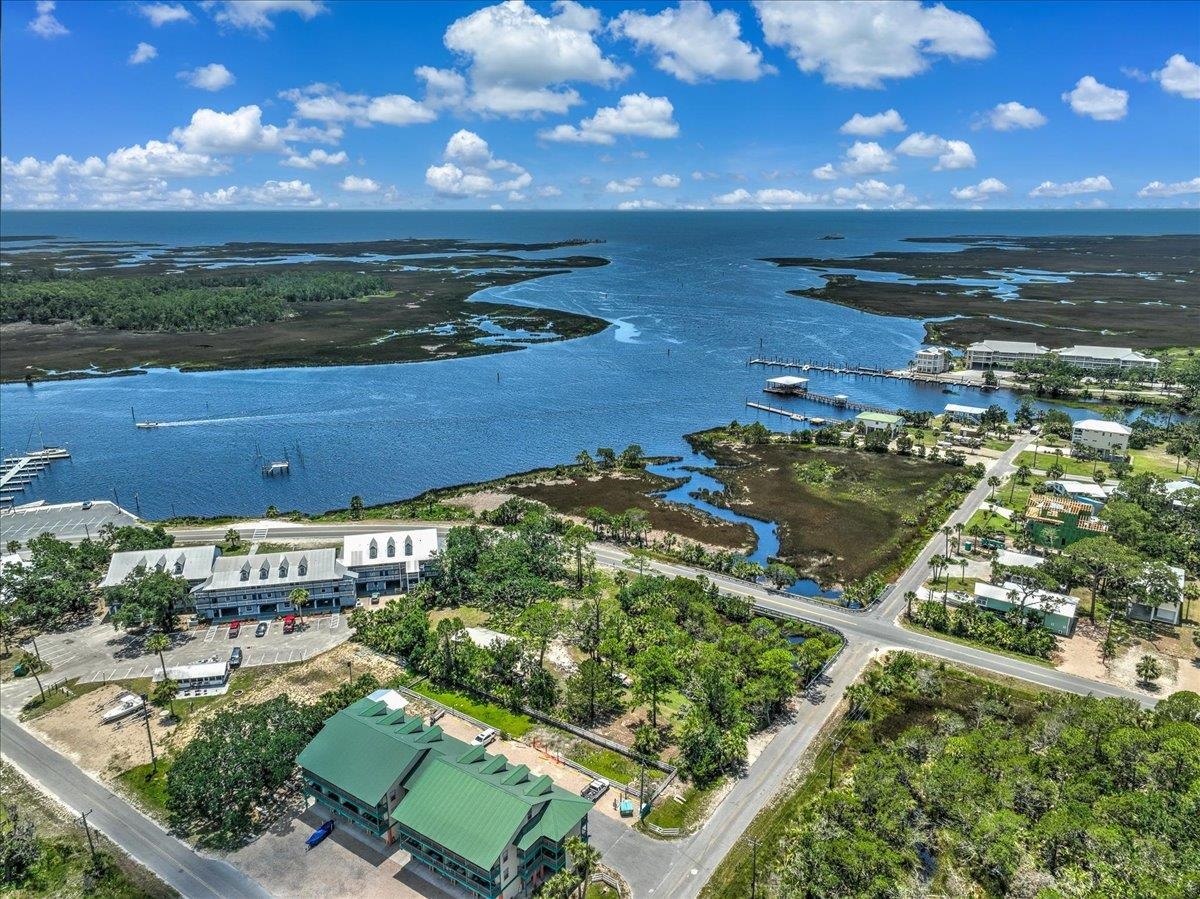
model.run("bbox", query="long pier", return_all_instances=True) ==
[0,448,70,503]
[749,357,955,386]
[760,386,894,415]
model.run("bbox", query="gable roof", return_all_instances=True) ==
[342,528,439,568]
[101,545,220,588]
[1073,419,1132,436]
[297,695,593,868]
[967,340,1048,354]
[856,411,904,425]
[197,547,353,592]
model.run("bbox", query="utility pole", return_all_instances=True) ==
[748,837,760,899]
[80,810,99,869]
[140,695,157,774]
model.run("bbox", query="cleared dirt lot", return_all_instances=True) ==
[1057,622,1200,695]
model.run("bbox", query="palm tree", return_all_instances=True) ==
[289,588,310,626]
[941,525,953,557]
[953,522,965,555]
[986,476,1001,500]
[564,835,601,898]
[145,633,170,680]
[904,590,917,620]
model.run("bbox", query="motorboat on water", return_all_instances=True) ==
[136,421,162,429]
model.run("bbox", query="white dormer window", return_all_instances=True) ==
[368,539,378,560]
[155,559,166,572]
[259,563,269,580]
[240,563,251,582]
[404,536,413,557]
[298,556,308,577]
[279,559,289,578]
[386,538,396,558]
[174,560,184,575]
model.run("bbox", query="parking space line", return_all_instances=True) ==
[204,626,217,643]
[329,615,339,630]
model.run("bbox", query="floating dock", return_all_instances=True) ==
[0,448,71,503]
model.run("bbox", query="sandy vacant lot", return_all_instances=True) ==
[30,683,174,780]
[1057,621,1200,696]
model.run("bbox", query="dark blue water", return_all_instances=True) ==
[1,210,1192,528]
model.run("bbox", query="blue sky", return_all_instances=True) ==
[2,0,1198,210]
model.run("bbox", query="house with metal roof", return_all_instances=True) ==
[1071,419,1132,459]
[297,690,593,899]
[974,581,1078,636]
[764,375,809,395]
[855,411,905,434]
[943,403,988,423]
[190,547,356,621]
[340,528,439,596]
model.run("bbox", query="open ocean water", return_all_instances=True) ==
[1,209,1196,530]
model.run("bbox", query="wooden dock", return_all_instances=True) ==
[746,402,841,426]
[759,387,894,414]
[0,447,70,503]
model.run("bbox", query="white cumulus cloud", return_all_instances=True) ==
[1154,54,1200,99]
[982,101,1047,131]
[539,93,679,145]
[950,177,1008,201]
[425,129,531,197]
[340,175,380,193]
[443,0,629,117]
[840,109,906,137]
[605,177,643,194]
[171,105,287,154]
[841,141,895,175]
[1062,76,1128,121]
[137,3,193,26]
[652,173,681,188]
[1029,175,1114,198]
[129,42,158,65]
[612,1,773,83]
[1137,177,1200,198]
[617,198,664,210]
[179,63,236,92]
[281,148,347,169]
[29,1,68,38]
[753,0,992,88]
[208,1,327,31]
[895,132,976,170]
[812,163,838,181]
[281,83,438,128]
[829,179,913,205]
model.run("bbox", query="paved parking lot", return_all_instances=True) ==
[0,500,139,545]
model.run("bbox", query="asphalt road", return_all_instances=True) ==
[1,716,272,899]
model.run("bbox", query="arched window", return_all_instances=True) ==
[386,538,396,558]
[368,539,378,560]
[404,536,413,556]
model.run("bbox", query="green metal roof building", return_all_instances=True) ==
[296,690,593,899]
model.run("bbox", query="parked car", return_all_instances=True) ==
[282,615,296,634]
[370,592,381,605]
[228,621,240,638]
[472,728,497,747]
[229,647,243,668]
[581,779,608,801]
[255,621,268,638]
[81,501,93,510]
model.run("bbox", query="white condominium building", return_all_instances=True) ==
[1053,345,1160,372]
[1071,419,1132,457]
[913,347,952,374]
[964,340,1049,369]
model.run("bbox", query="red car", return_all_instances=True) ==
[228,621,240,638]
[282,615,296,634]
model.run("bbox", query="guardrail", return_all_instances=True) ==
[590,869,627,896]
[643,823,682,837]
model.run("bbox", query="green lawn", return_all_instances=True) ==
[965,508,1020,539]
[642,783,719,834]
[115,760,172,818]
[566,746,653,786]
[428,606,492,628]
[899,618,1056,667]
[1017,446,1191,481]
[408,682,535,738]
[20,678,107,720]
